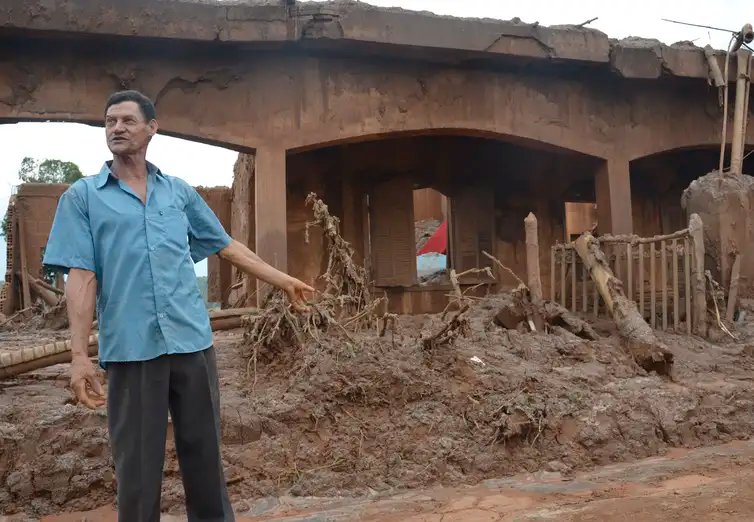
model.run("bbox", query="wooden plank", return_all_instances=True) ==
[16,203,31,308]
[684,237,692,334]
[255,147,287,303]
[650,242,656,328]
[627,243,633,301]
[639,243,645,318]
[661,240,668,331]
[689,214,707,336]
[672,239,679,330]
[550,246,556,301]
[726,254,742,322]
[571,248,577,312]
[560,246,566,307]
[593,273,599,317]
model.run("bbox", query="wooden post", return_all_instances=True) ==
[615,245,623,287]
[626,243,633,301]
[550,246,556,302]
[689,214,707,336]
[650,242,656,328]
[16,203,32,308]
[560,246,566,307]
[582,262,588,313]
[255,146,288,303]
[639,243,645,319]
[672,239,679,330]
[571,248,577,312]
[593,274,599,317]
[685,238,692,334]
[661,240,668,330]
[726,254,742,322]
[524,213,543,303]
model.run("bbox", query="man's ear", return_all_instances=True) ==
[148,119,159,137]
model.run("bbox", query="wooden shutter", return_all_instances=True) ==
[450,186,495,282]
[370,177,417,287]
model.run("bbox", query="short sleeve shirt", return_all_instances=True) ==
[43,161,232,366]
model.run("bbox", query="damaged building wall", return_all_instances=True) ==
[2,183,233,314]
[4,2,754,313]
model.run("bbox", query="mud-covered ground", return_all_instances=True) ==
[3,297,754,519]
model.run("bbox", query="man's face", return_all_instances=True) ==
[105,101,157,155]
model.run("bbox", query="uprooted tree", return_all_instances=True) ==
[574,233,674,375]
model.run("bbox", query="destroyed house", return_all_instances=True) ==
[2,0,754,314]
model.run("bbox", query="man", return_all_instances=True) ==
[43,90,313,522]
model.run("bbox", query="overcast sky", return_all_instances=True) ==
[1,0,749,276]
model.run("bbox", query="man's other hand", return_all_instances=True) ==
[71,355,106,409]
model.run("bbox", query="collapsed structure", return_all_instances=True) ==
[3,0,754,319]
[6,3,754,519]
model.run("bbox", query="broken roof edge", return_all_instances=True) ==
[0,0,719,80]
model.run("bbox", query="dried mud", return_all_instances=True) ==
[4,298,754,519]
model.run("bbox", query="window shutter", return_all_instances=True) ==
[370,177,417,287]
[450,186,495,282]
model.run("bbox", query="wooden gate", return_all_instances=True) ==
[550,225,705,334]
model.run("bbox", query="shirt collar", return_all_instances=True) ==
[95,161,163,189]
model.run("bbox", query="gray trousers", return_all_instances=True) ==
[107,347,234,522]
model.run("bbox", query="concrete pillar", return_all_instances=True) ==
[255,146,287,300]
[595,158,633,235]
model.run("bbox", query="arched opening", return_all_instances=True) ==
[285,132,602,313]
[0,121,238,315]
[630,146,754,237]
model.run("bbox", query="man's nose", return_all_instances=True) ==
[112,121,126,133]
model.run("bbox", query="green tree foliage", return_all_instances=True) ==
[18,157,83,184]
[1,157,83,239]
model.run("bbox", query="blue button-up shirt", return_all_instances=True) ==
[43,161,232,366]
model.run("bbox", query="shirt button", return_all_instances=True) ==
[158,313,165,319]
[150,246,155,252]
[159,210,164,216]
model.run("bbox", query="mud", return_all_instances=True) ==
[4,296,754,519]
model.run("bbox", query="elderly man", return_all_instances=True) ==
[43,90,313,522]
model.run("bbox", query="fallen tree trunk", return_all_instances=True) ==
[0,307,254,379]
[574,233,674,375]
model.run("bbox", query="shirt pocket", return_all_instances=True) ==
[156,205,189,249]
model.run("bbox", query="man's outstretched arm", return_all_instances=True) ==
[218,240,314,310]
[66,268,105,409]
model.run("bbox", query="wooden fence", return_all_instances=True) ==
[549,217,707,334]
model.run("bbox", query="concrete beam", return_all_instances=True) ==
[0,0,721,80]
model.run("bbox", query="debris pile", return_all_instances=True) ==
[5,197,754,518]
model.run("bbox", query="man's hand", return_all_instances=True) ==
[283,276,315,312]
[71,354,106,409]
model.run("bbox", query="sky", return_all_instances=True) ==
[1,0,749,276]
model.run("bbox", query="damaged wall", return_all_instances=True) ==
[2,183,233,314]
